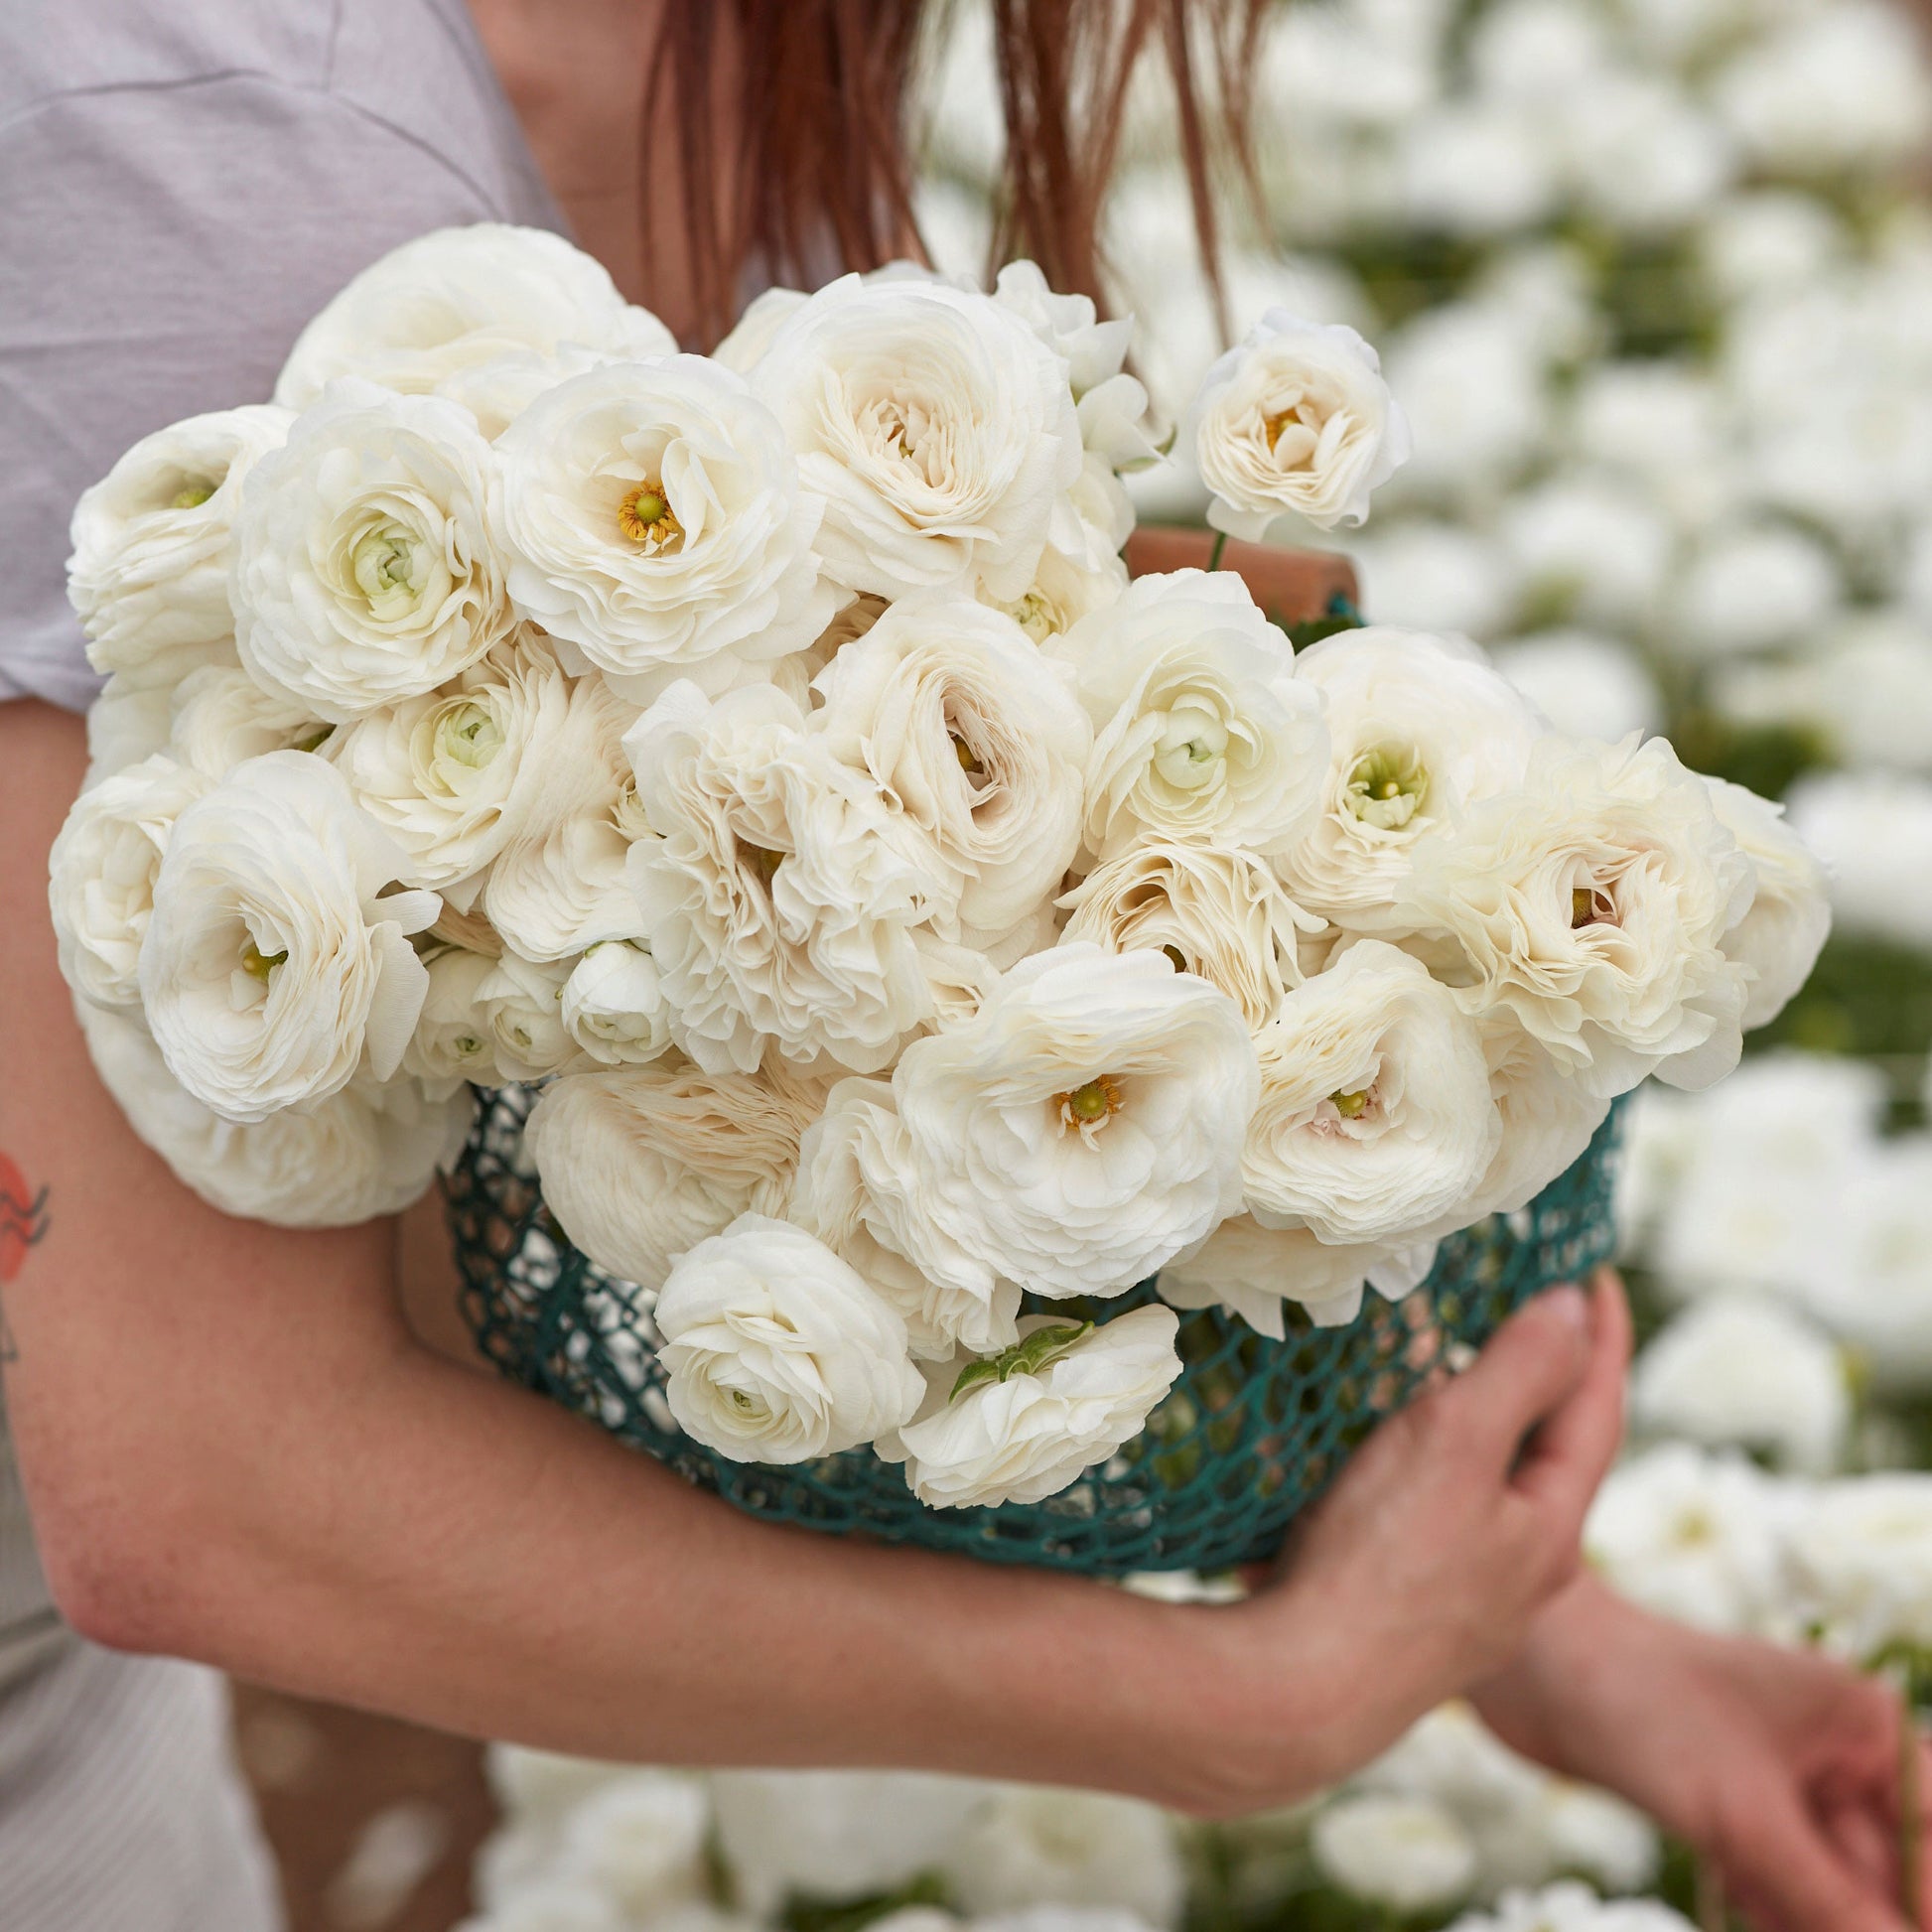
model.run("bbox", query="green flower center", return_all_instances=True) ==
[436,701,503,771]
[349,520,428,608]
[240,940,287,982]
[1054,1074,1123,1131]
[1330,1088,1370,1119]
[1344,744,1429,831]
[169,479,216,510]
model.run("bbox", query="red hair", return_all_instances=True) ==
[645,0,1263,346]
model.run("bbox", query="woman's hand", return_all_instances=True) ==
[1472,1571,1931,1932]
[1190,1270,1631,1811]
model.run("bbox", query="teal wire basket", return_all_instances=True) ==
[447,1087,1625,1576]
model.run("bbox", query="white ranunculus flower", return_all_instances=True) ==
[1159,1213,1435,1336]
[712,287,809,374]
[810,595,1090,938]
[48,754,210,1009]
[559,942,672,1068]
[623,681,945,1075]
[485,676,648,961]
[706,1770,984,1918]
[1500,477,1673,632]
[139,752,438,1121]
[1311,1794,1477,1917]
[492,358,837,693]
[523,1062,824,1289]
[1186,310,1412,538]
[1786,1475,1932,1664]
[79,1002,469,1227]
[166,665,332,778]
[1667,520,1841,660]
[1401,734,1756,1100]
[942,1785,1185,1927]
[474,952,578,1084]
[549,1771,710,1925]
[1058,839,1321,1034]
[275,224,674,408]
[68,404,292,685]
[789,1076,1022,1360]
[83,674,175,784]
[884,1306,1182,1509]
[1457,1017,1613,1227]
[1244,941,1499,1246]
[1046,570,1327,861]
[1346,521,1519,642]
[1585,1445,1791,1639]
[1279,626,1545,930]
[403,945,502,1092]
[231,381,512,721]
[654,1215,922,1461]
[983,528,1131,646]
[1702,778,1829,1032]
[326,636,572,902]
[750,274,1082,601]
[1632,1295,1849,1475]
[1785,771,1932,954]
[881,945,1258,1298]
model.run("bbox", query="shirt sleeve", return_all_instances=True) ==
[0,73,535,711]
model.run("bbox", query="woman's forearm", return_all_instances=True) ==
[0,698,1283,1813]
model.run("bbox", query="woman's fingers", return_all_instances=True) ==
[1719,1776,1916,1932]
[1510,1270,1631,1529]
[1416,1279,1594,1482]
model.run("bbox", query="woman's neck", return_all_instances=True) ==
[467,0,720,340]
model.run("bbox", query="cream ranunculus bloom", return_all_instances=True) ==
[473,951,579,1084]
[879,943,1259,1298]
[1704,776,1831,1030]
[623,680,947,1075]
[1045,570,1327,861]
[83,675,175,785]
[492,357,837,694]
[166,665,333,778]
[750,275,1082,602]
[67,404,292,684]
[1243,940,1500,1245]
[810,595,1091,939]
[326,634,573,904]
[789,1076,1022,1360]
[712,286,809,374]
[1401,733,1757,1100]
[524,1061,826,1290]
[1159,1215,1438,1335]
[486,676,650,960]
[881,1306,1183,1509]
[140,751,438,1122]
[402,944,503,1093]
[274,223,674,409]
[654,1214,923,1461]
[1280,626,1547,930]
[1057,837,1323,1034]
[1185,310,1413,538]
[560,941,673,1067]
[231,381,512,721]
[79,1001,472,1227]
[48,754,211,1009]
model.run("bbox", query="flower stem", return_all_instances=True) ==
[1695,1856,1726,1931]
[1206,529,1229,573]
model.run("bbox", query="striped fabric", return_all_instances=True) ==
[1,1392,285,1930]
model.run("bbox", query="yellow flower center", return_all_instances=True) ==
[1054,1073,1124,1132]
[240,940,288,982]
[618,481,682,550]
[169,480,216,510]
[1572,885,1613,928]
[950,732,985,777]
[1330,1088,1370,1119]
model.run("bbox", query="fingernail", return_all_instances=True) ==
[1543,1284,1589,1330]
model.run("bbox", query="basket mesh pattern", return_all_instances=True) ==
[449,1088,1624,1576]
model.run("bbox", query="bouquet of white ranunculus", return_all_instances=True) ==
[53,223,1828,1515]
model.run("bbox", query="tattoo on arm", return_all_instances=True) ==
[0,1152,52,1363]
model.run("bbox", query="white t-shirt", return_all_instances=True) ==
[0,5,560,1923]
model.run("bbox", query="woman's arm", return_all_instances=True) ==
[1,697,1627,1815]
